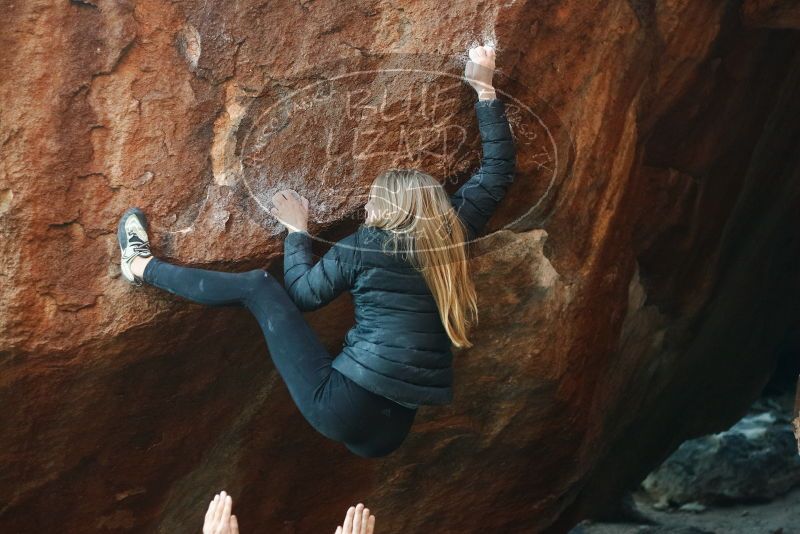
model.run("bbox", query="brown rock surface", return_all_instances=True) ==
[1,1,798,532]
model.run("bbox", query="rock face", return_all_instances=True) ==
[642,395,800,507]
[795,376,800,453]
[1,1,799,532]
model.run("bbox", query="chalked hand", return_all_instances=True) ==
[464,44,496,99]
[270,189,309,233]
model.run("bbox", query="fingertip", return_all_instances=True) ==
[343,506,355,530]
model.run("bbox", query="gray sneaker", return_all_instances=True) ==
[118,207,152,286]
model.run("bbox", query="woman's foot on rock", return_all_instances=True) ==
[118,207,153,286]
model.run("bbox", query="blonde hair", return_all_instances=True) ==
[364,168,479,348]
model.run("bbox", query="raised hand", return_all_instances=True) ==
[335,503,375,534]
[464,45,496,99]
[270,189,309,233]
[203,491,239,534]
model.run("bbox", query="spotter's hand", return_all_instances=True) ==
[270,189,309,233]
[202,491,239,534]
[335,503,375,534]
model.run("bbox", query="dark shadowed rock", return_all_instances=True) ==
[641,396,800,507]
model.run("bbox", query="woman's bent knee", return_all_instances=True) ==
[344,424,412,458]
[243,268,273,291]
[345,438,406,459]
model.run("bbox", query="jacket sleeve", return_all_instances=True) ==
[283,230,359,312]
[450,98,517,241]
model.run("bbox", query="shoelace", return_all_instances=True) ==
[127,232,151,256]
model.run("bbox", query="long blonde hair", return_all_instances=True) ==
[363,168,479,348]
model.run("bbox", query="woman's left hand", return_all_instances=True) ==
[270,189,309,233]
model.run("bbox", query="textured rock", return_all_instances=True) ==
[794,376,800,453]
[641,396,800,507]
[742,0,800,28]
[1,1,799,533]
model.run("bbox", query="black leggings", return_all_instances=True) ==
[142,257,417,458]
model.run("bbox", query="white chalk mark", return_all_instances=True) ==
[240,68,561,248]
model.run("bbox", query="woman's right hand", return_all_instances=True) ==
[464,45,496,98]
[270,189,309,233]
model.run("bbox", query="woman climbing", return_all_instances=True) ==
[116,45,516,458]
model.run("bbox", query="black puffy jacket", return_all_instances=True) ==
[282,98,516,406]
